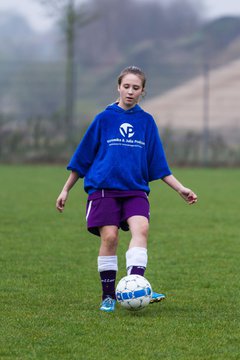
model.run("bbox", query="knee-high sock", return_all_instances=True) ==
[126,247,148,276]
[98,256,118,300]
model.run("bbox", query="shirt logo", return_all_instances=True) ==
[119,123,135,138]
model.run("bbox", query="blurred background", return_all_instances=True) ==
[0,0,239,166]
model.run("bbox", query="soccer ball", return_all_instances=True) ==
[116,275,152,311]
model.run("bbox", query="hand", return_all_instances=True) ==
[56,190,68,212]
[178,187,197,205]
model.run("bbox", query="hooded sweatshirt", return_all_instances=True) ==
[67,103,171,194]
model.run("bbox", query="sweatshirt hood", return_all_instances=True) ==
[105,102,143,114]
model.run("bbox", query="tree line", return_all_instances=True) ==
[70,0,204,66]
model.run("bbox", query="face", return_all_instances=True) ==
[118,73,144,110]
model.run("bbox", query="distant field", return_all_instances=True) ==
[0,166,239,360]
[144,58,240,135]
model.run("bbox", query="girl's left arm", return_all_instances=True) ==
[162,174,197,205]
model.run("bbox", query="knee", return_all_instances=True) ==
[128,218,149,248]
[100,227,118,252]
[134,222,149,239]
[138,221,149,238]
[128,216,149,239]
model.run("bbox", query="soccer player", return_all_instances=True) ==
[56,66,197,312]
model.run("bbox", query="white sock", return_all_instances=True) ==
[98,255,118,272]
[126,247,148,274]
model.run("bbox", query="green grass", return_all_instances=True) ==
[0,166,239,360]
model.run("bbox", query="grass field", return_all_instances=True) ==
[0,165,239,360]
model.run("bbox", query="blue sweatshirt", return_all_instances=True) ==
[67,103,171,194]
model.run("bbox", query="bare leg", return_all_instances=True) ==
[99,225,119,255]
[127,215,149,249]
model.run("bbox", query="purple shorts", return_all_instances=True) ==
[85,190,150,236]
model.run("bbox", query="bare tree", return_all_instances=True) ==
[37,0,95,142]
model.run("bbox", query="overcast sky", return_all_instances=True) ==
[0,0,240,32]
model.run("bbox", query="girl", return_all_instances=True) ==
[56,66,197,312]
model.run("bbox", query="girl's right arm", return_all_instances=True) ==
[56,171,79,212]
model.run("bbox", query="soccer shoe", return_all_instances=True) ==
[100,297,116,312]
[150,291,166,304]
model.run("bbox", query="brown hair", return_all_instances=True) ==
[118,66,146,89]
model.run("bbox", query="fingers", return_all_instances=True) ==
[56,198,65,212]
[56,190,68,212]
[179,188,197,205]
[187,191,197,205]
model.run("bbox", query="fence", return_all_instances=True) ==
[0,58,239,165]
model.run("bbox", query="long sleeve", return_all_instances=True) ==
[67,116,101,177]
[146,119,171,181]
